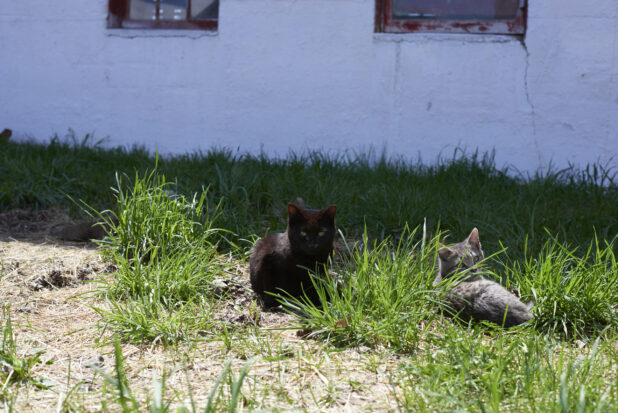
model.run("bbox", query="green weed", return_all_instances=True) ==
[95,341,253,412]
[0,304,50,400]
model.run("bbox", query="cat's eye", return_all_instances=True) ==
[300,231,307,237]
[318,231,325,237]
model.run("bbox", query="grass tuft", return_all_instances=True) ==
[96,168,229,263]
[0,304,50,400]
[91,169,234,345]
[281,225,442,351]
[509,234,618,338]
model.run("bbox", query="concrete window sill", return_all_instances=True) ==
[373,33,521,44]
[106,29,218,39]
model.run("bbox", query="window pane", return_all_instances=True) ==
[392,0,519,20]
[191,0,218,20]
[159,0,188,21]
[129,0,157,20]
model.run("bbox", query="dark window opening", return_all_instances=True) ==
[108,0,219,30]
[376,0,526,34]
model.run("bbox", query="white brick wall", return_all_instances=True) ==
[1,0,616,172]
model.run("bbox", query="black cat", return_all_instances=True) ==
[249,202,337,308]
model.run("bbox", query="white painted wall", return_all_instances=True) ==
[1,0,616,173]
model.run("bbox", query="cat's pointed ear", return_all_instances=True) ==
[467,228,481,250]
[438,247,455,261]
[323,205,337,219]
[287,203,301,218]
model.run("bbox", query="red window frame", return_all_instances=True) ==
[375,0,526,35]
[108,0,218,30]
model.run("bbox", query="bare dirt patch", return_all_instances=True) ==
[0,208,400,412]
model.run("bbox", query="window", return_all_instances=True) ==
[375,0,526,34]
[108,0,218,30]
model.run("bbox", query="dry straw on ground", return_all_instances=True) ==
[0,208,400,412]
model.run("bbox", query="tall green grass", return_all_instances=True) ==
[91,170,234,345]
[0,133,151,210]
[511,234,618,338]
[283,225,441,352]
[95,169,230,263]
[1,136,616,263]
[285,230,618,349]
[392,328,617,412]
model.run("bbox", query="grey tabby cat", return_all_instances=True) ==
[434,228,533,327]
